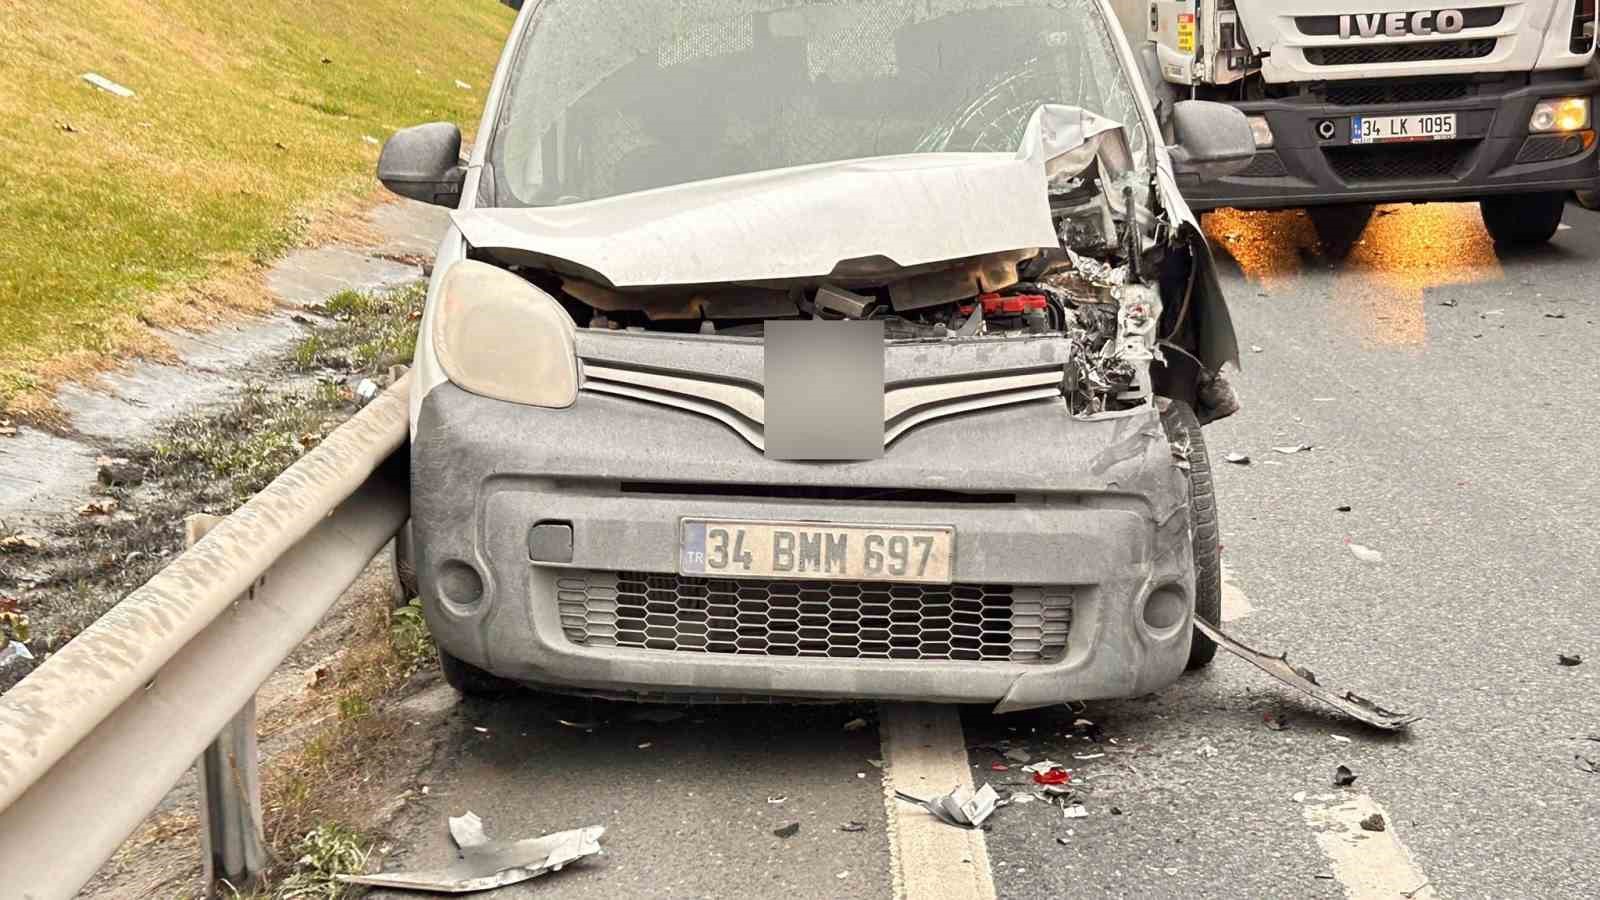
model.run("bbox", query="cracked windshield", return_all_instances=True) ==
[492,0,1149,204]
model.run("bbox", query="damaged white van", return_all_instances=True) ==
[381,0,1254,712]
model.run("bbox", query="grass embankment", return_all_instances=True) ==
[0,0,512,415]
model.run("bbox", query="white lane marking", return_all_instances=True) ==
[1302,793,1436,899]
[1221,563,1255,622]
[878,703,997,900]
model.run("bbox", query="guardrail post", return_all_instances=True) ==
[186,514,270,894]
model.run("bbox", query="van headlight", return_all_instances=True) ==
[432,259,579,408]
[1530,97,1590,133]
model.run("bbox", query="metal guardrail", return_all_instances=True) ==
[0,375,413,899]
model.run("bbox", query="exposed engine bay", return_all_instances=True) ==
[452,105,1239,422]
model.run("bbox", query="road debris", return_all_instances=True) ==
[355,377,381,406]
[1063,805,1089,819]
[1346,541,1384,564]
[1263,712,1291,732]
[1359,813,1387,832]
[766,795,787,805]
[1073,753,1105,761]
[1224,452,1251,465]
[556,718,601,731]
[1577,756,1598,775]
[0,641,35,670]
[454,79,473,90]
[1558,654,1583,667]
[991,762,1010,772]
[1196,619,1421,731]
[1196,741,1220,759]
[773,822,800,838]
[840,821,866,833]
[1004,748,1033,763]
[1336,505,1352,513]
[1273,444,1314,455]
[842,717,869,732]
[1292,791,1308,803]
[0,534,45,552]
[96,455,145,486]
[895,784,999,830]
[339,812,603,893]
[1334,765,1358,787]
[82,72,135,97]
[1032,767,1071,786]
[77,497,119,517]
[1330,735,1353,744]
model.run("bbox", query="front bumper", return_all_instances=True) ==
[412,382,1195,712]
[1185,71,1600,210]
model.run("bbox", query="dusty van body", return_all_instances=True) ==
[383,0,1252,712]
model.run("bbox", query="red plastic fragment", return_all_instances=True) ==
[991,762,1009,772]
[1032,767,1071,786]
[957,293,1049,316]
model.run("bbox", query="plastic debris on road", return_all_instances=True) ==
[1347,541,1384,564]
[82,72,135,97]
[1272,444,1313,455]
[1558,654,1583,667]
[1334,765,1358,787]
[1063,805,1089,819]
[0,641,34,670]
[339,811,603,893]
[1196,619,1421,731]
[356,378,381,406]
[1224,452,1251,465]
[895,783,999,830]
[840,821,867,832]
[1032,767,1071,786]
[773,822,800,838]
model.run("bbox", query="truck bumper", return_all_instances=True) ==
[1184,72,1600,211]
[411,382,1195,713]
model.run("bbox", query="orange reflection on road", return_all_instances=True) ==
[1205,204,1503,347]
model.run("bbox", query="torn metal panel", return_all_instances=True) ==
[339,813,604,893]
[453,105,1118,288]
[1196,620,1421,732]
[895,783,999,830]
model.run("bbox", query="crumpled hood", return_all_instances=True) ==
[452,105,1127,287]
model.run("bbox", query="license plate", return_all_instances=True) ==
[1351,113,1456,145]
[679,519,954,584]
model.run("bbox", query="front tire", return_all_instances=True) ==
[1480,193,1565,246]
[1307,204,1375,256]
[438,648,521,698]
[1161,401,1221,671]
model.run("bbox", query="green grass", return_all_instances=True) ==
[0,0,513,413]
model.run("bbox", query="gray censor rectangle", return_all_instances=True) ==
[764,320,885,460]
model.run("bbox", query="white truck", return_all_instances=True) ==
[1111,1,1600,244]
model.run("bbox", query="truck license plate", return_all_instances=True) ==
[1351,113,1457,144]
[680,519,954,584]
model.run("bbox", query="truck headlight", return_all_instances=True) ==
[432,259,579,408]
[1530,98,1590,133]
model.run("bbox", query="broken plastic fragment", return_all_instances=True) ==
[1195,619,1421,731]
[1347,542,1384,564]
[1224,452,1251,466]
[1063,805,1089,819]
[1558,654,1583,667]
[894,784,999,830]
[1032,768,1071,786]
[338,812,603,893]
[1334,765,1358,787]
[773,822,800,839]
[82,72,135,97]
[1272,445,1314,455]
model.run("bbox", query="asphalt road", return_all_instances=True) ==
[369,201,1598,900]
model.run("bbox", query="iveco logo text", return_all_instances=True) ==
[1339,9,1466,39]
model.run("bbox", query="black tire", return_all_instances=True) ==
[1575,189,1600,211]
[1481,193,1565,246]
[1307,204,1375,256]
[1161,401,1221,671]
[438,647,521,698]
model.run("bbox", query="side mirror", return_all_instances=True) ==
[1168,101,1257,183]
[378,123,466,207]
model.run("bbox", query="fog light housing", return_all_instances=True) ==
[1531,97,1591,133]
[1247,115,1275,148]
[1142,586,1188,633]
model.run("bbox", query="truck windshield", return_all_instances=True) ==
[490,0,1149,207]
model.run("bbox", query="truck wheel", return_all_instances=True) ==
[1307,204,1375,256]
[1161,401,1221,671]
[1481,193,1565,246]
[439,648,521,698]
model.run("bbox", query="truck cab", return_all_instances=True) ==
[1114,0,1600,245]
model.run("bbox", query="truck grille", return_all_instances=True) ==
[557,571,1073,663]
[1322,82,1470,106]
[1305,40,1496,67]
[1295,8,1505,36]
[1324,142,1476,182]
[1236,151,1289,178]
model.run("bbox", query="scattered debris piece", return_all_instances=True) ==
[1292,791,1307,803]
[1224,452,1251,465]
[0,534,45,552]
[1250,345,1264,353]
[339,812,603,893]
[362,135,380,145]
[636,742,652,749]
[356,378,381,406]
[1359,813,1386,832]
[840,821,866,833]
[1263,712,1291,732]
[1558,654,1583,667]
[1438,298,1458,308]
[766,795,787,805]
[629,708,686,724]
[1577,756,1598,775]
[991,762,1009,772]
[773,822,800,839]
[1195,620,1420,731]
[1545,311,1567,319]
[866,758,884,769]
[1056,836,1071,845]
[96,455,145,486]
[556,718,600,731]
[1021,760,1064,774]
[1004,748,1033,764]
[82,72,135,97]
[77,498,119,517]
[1334,765,1358,787]
[1346,541,1384,564]
[1196,742,1220,759]
[1336,505,1352,513]
[1008,793,1037,805]
[1072,753,1105,761]
[1063,805,1089,819]
[1110,807,1122,816]
[1273,444,1314,455]
[454,79,473,90]
[895,784,999,830]
[1032,767,1071,786]
[843,717,869,732]
[0,641,35,670]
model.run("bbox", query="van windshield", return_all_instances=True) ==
[490,0,1149,207]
